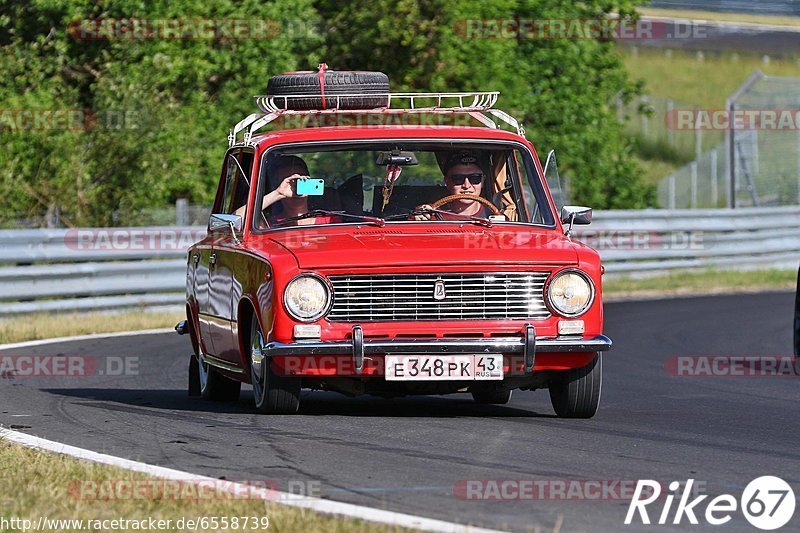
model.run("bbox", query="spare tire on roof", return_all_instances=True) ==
[267,66,390,111]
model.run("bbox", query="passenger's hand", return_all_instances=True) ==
[413,204,434,221]
[276,176,301,199]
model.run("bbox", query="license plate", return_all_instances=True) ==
[384,354,503,381]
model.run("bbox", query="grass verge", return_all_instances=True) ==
[604,268,796,300]
[0,440,409,533]
[622,48,800,111]
[0,310,184,345]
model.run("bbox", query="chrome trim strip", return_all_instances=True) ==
[327,271,552,322]
[264,334,611,356]
[202,354,245,374]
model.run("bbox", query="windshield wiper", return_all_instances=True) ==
[388,208,493,228]
[277,210,385,227]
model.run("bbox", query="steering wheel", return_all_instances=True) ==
[429,194,501,215]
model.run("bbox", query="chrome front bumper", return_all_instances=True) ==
[264,325,612,374]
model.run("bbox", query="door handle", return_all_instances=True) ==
[209,253,217,266]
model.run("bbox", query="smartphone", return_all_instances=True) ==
[295,178,325,196]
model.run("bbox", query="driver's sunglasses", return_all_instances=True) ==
[447,173,484,186]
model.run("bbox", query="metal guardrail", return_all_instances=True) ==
[1,207,798,316]
[581,206,800,276]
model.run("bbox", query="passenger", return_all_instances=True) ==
[238,155,337,226]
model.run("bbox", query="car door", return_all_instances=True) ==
[209,149,254,364]
[198,151,239,356]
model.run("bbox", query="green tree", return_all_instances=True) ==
[0,0,320,226]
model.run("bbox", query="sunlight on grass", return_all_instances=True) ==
[0,440,410,533]
[0,311,184,345]
[622,49,800,110]
[605,268,796,297]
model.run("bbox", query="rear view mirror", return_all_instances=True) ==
[376,150,418,166]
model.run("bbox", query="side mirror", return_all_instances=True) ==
[560,206,592,225]
[209,213,243,244]
[560,206,592,237]
[209,213,242,232]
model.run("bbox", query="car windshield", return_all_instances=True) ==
[254,142,554,230]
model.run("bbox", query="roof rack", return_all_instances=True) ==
[228,91,525,147]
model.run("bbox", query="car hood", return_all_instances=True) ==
[266,225,579,270]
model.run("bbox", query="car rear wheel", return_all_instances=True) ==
[471,388,512,404]
[249,320,300,414]
[794,266,800,357]
[197,353,241,402]
[548,353,602,418]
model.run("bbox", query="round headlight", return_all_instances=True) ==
[547,271,594,317]
[284,274,331,322]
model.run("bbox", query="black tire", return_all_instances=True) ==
[794,266,800,357]
[249,319,300,414]
[267,70,389,111]
[548,354,602,419]
[188,353,200,397]
[197,354,241,402]
[471,388,512,405]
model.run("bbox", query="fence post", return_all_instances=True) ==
[669,175,676,209]
[690,161,698,208]
[727,100,735,208]
[694,106,702,161]
[46,204,61,228]
[725,70,765,209]
[176,198,189,226]
[711,149,718,207]
[751,130,759,176]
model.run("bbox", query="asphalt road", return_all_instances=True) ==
[1,292,798,532]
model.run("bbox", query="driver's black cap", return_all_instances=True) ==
[442,150,487,176]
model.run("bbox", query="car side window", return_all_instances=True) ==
[225,151,254,215]
[513,150,553,225]
[212,150,239,216]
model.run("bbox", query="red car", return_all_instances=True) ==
[178,68,611,417]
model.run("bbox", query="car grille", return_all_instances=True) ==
[326,272,551,322]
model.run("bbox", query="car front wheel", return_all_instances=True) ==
[249,320,300,414]
[548,353,602,418]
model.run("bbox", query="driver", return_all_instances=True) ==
[414,150,492,220]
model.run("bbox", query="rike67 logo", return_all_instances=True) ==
[625,477,795,530]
